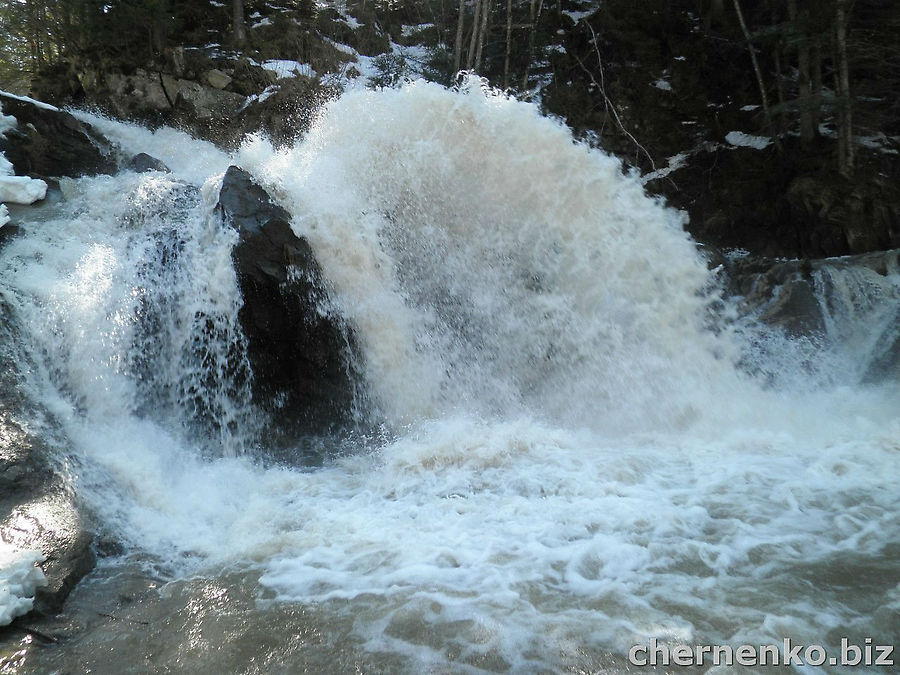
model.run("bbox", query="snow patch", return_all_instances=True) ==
[239,85,280,111]
[0,112,16,137]
[401,23,434,37]
[562,9,595,22]
[0,176,49,204]
[740,104,760,112]
[0,543,47,626]
[0,204,8,228]
[0,90,59,112]
[252,17,273,28]
[653,78,673,92]
[262,60,317,79]
[642,152,689,183]
[725,131,771,149]
[856,133,900,155]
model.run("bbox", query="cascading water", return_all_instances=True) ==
[1,79,898,672]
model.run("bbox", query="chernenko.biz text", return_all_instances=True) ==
[628,637,894,668]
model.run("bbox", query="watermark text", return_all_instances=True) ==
[628,637,894,668]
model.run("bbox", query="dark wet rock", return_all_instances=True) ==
[0,307,95,616]
[0,92,118,179]
[0,413,95,616]
[215,166,359,436]
[0,224,21,250]
[128,153,170,173]
[786,173,900,256]
[727,250,900,380]
[727,257,826,336]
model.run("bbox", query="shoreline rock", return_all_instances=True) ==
[0,92,118,179]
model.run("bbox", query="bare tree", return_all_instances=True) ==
[473,0,491,72]
[233,0,247,46]
[503,0,513,87]
[454,0,466,73]
[520,0,543,90]
[835,0,853,176]
[466,0,481,68]
[787,0,815,142]
[732,0,771,128]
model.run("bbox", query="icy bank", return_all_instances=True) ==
[0,543,47,625]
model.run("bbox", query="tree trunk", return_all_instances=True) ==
[233,0,247,46]
[811,37,823,132]
[732,0,771,128]
[835,0,853,176]
[474,0,491,72]
[705,0,726,32]
[521,0,543,90]
[454,0,466,73]
[503,0,513,88]
[466,0,482,69]
[786,0,814,143]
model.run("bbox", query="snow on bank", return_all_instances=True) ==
[725,130,771,149]
[641,152,689,183]
[0,91,59,112]
[0,98,49,212]
[0,543,47,626]
[261,59,317,80]
[0,176,48,205]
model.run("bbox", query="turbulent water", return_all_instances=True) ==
[1,79,899,672]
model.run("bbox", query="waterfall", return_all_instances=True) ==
[1,79,897,671]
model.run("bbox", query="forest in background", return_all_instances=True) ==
[1,0,898,257]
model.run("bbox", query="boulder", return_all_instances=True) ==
[172,80,245,120]
[728,257,826,336]
[205,69,233,90]
[128,153,171,173]
[727,249,900,380]
[2,486,96,615]
[215,166,359,437]
[0,92,118,178]
[103,69,171,116]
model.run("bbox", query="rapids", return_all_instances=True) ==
[1,79,898,672]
